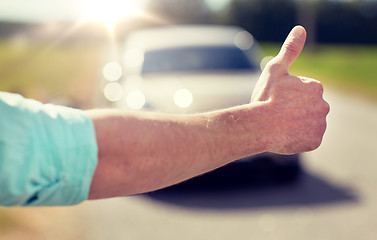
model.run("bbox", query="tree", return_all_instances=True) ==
[146,0,210,24]
[294,0,322,49]
[228,0,296,41]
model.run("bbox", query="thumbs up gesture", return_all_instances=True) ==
[251,26,330,154]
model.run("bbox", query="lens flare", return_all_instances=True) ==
[84,0,143,26]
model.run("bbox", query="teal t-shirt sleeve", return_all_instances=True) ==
[0,92,98,206]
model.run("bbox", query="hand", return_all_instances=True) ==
[251,26,330,154]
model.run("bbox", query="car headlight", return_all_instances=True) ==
[127,90,146,110]
[103,61,123,81]
[174,88,193,109]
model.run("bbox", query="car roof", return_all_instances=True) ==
[124,25,254,51]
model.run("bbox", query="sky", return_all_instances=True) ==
[0,0,234,23]
[0,0,373,23]
[0,0,85,22]
[0,0,149,23]
[0,0,240,23]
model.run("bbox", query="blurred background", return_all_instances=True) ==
[0,0,376,239]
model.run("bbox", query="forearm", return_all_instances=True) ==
[87,103,269,199]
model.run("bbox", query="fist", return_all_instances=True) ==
[251,26,330,154]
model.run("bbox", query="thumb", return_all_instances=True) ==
[273,26,307,75]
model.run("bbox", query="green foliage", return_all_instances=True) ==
[261,43,377,98]
[0,40,102,107]
[0,39,376,104]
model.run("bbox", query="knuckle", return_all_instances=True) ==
[316,82,324,94]
[309,121,327,151]
[312,139,322,150]
[319,121,328,135]
[310,138,322,151]
[317,99,330,116]
[265,59,284,75]
[323,101,330,115]
[306,79,324,93]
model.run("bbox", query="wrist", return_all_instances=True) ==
[204,102,272,162]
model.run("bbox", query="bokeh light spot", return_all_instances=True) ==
[104,82,123,102]
[234,31,254,50]
[103,61,123,81]
[174,88,193,109]
[127,90,145,110]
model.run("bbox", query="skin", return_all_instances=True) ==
[87,26,330,200]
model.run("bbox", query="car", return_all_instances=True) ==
[111,25,262,113]
[103,25,301,190]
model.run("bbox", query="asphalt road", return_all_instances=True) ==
[7,88,377,240]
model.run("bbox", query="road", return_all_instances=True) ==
[5,88,377,240]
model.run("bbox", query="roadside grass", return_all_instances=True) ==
[0,208,18,232]
[0,40,103,108]
[1,40,376,106]
[261,43,377,100]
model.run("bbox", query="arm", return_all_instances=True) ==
[87,26,329,200]
[87,103,271,199]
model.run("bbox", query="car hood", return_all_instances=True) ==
[121,71,260,113]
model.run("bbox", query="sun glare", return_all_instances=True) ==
[84,0,143,26]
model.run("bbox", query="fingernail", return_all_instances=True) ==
[292,26,305,39]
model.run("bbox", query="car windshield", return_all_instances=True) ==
[142,46,257,74]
